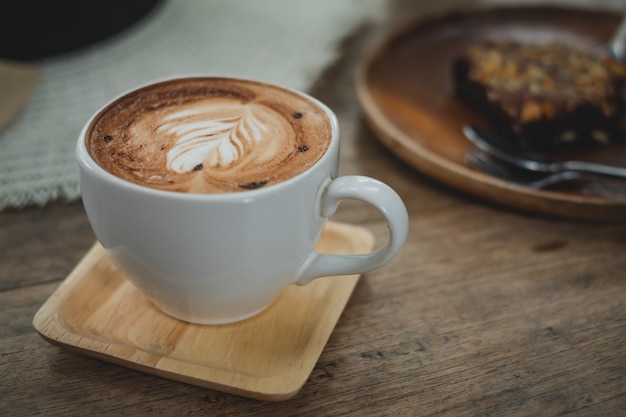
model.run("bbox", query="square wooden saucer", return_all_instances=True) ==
[33,222,373,401]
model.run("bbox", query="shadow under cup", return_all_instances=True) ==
[76,76,408,325]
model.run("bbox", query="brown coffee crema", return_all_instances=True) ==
[86,78,332,194]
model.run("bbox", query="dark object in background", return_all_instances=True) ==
[453,41,626,150]
[0,0,164,61]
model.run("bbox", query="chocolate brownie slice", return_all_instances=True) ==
[453,41,626,149]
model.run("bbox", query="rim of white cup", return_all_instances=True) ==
[75,75,340,202]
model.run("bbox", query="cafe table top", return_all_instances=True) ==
[2,4,625,416]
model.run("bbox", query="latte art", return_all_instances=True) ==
[161,102,277,173]
[86,78,331,194]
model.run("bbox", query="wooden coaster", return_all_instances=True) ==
[33,222,373,401]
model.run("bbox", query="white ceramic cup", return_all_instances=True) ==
[76,77,408,325]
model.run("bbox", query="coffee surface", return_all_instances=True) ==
[86,78,331,193]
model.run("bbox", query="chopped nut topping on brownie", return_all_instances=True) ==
[453,41,626,149]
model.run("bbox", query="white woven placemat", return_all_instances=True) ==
[0,0,381,210]
[0,0,622,211]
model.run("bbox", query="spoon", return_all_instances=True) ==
[462,125,626,180]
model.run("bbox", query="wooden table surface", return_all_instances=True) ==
[2,4,626,416]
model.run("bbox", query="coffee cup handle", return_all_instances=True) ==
[294,175,408,285]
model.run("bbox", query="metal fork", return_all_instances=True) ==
[464,148,601,189]
[463,125,626,180]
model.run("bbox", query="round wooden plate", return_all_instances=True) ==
[356,5,626,221]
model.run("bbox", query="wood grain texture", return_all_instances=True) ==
[32,222,373,402]
[2,1,626,415]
